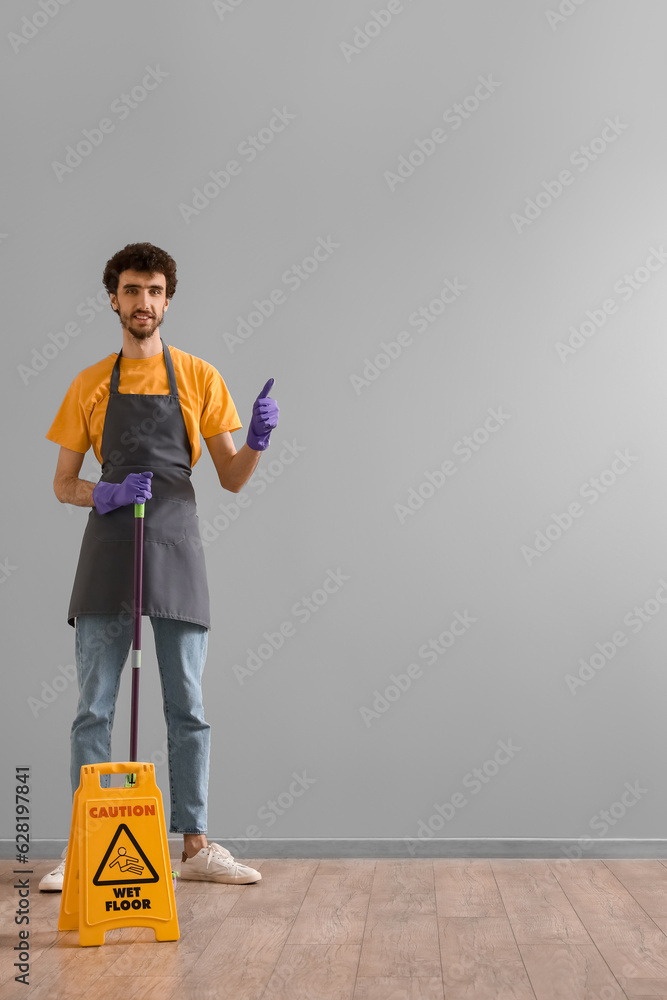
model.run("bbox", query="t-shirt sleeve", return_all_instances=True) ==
[45,374,91,454]
[199,364,243,438]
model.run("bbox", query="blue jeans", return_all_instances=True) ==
[71,614,210,834]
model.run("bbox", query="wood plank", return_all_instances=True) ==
[433,858,505,917]
[559,907,667,982]
[186,858,317,983]
[357,860,441,979]
[286,859,374,945]
[225,859,319,919]
[102,884,238,979]
[357,915,442,980]
[519,943,628,1000]
[19,976,184,1000]
[4,971,111,999]
[122,982,185,1000]
[353,978,444,1000]
[617,983,667,1000]
[365,860,437,913]
[169,859,318,995]
[605,860,667,933]
[549,861,667,981]
[179,916,298,999]
[491,860,591,945]
[549,859,655,916]
[262,943,360,999]
[438,916,536,1000]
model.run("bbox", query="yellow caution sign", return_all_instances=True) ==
[58,762,179,946]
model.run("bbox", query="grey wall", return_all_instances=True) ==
[2,0,667,855]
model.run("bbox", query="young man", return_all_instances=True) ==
[41,242,278,890]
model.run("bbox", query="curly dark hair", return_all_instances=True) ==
[102,242,178,300]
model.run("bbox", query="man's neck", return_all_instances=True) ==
[121,328,163,359]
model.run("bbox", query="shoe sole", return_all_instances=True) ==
[39,885,63,892]
[178,871,261,885]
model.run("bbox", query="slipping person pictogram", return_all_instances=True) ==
[108,847,144,876]
[41,243,278,893]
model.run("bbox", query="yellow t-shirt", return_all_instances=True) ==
[46,345,242,466]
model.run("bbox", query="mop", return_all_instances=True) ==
[125,500,178,888]
[125,499,144,782]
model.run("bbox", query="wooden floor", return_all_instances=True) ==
[4,857,667,999]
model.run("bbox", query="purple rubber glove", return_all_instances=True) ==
[93,471,153,515]
[246,378,279,451]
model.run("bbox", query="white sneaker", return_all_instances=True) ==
[178,843,261,884]
[39,848,67,892]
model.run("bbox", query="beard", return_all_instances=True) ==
[115,305,165,340]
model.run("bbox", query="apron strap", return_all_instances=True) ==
[109,339,179,397]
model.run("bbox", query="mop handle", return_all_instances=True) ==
[129,502,145,763]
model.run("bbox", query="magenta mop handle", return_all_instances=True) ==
[129,502,145,762]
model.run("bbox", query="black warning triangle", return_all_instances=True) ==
[92,823,160,886]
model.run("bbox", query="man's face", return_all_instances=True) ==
[109,269,169,340]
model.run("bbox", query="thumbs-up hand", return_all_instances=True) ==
[246,378,279,451]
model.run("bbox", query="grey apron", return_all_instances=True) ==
[67,340,210,630]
